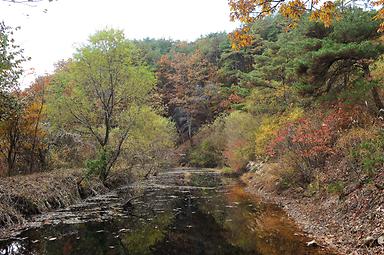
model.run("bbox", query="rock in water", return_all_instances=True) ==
[306,240,318,247]
[377,235,384,246]
[363,236,376,247]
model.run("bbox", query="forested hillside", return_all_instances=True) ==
[0,0,383,254]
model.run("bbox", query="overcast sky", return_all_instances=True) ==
[0,0,237,87]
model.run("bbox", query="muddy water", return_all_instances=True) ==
[0,169,333,255]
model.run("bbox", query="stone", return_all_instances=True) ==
[377,235,384,246]
[306,240,318,247]
[363,236,376,247]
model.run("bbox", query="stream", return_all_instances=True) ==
[0,169,334,255]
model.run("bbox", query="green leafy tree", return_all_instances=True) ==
[134,38,173,68]
[0,22,27,121]
[48,29,156,182]
[120,106,176,177]
[295,10,384,112]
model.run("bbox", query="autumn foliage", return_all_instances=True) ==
[228,0,384,48]
[0,77,48,176]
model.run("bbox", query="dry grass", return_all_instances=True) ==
[0,168,132,228]
[241,163,282,193]
[0,169,82,227]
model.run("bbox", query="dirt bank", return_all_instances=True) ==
[0,168,132,239]
[241,171,384,255]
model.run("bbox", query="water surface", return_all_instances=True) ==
[0,169,333,255]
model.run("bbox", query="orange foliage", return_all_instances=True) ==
[0,76,49,176]
[374,0,384,32]
[156,50,222,127]
[228,0,384,49]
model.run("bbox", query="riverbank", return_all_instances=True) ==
[241,170,384,255]
[0,168,133,239]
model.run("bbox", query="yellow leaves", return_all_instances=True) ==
[254,107,303,157]
[280,0,306,21]
[318,1,337,27]
[373,0,384,32]
[229,0,306,47]
[229,0,258,22]
[371,55,384,82]
[286,107,304,122]
[255,117,281,156]
[229,26,253,50]
[229,0,373,48]
[310,10,321,22]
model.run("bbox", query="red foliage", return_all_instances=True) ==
[268,102,363,167]
[219,92,246,111]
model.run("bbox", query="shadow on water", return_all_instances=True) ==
[0,169,334,255]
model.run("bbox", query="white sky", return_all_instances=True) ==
[0,0,238,87]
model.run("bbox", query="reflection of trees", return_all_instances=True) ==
[189,173,221,187]
[119,213,173,255]
[198,184,323,255]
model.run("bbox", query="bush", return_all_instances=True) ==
[335,126,383,177]
[223,111,258,171]
[269,104,363,184]
[277,152,316,188]
[255,107,303,158]
[184,115,226,167]
[350,130,384,176]
[188,140,223,167]
[48,131,94,169]
[118,106,176,173]
[85,149,110,178]
[327,181,345,194]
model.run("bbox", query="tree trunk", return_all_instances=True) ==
[363,64,384,116]
[188,117,193,146]
[371,86,384,116]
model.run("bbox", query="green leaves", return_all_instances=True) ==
[47,29,161,181]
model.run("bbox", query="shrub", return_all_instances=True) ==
[85,149,110,178]
[255,107,303,158]
[350,130,384,176]
[118,106,176,173]
[335,126,383,176]
[48,132,94,169]
[255,117,282,157]
[185,115,226,167]
[188,140,223,167]
[269,103,362,186]
[327,181,345,194]
[336,127,379,154]
[223,111,258,171]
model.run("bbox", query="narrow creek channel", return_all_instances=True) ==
[0,169,334,255]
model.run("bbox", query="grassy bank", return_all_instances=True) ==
[0,168,132,235]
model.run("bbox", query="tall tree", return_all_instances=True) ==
[48,29,156,182]
[0,76,49,176]
[157,50,220,143]
[0,22,27,121]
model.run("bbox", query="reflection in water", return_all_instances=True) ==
[0,170,333,255]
